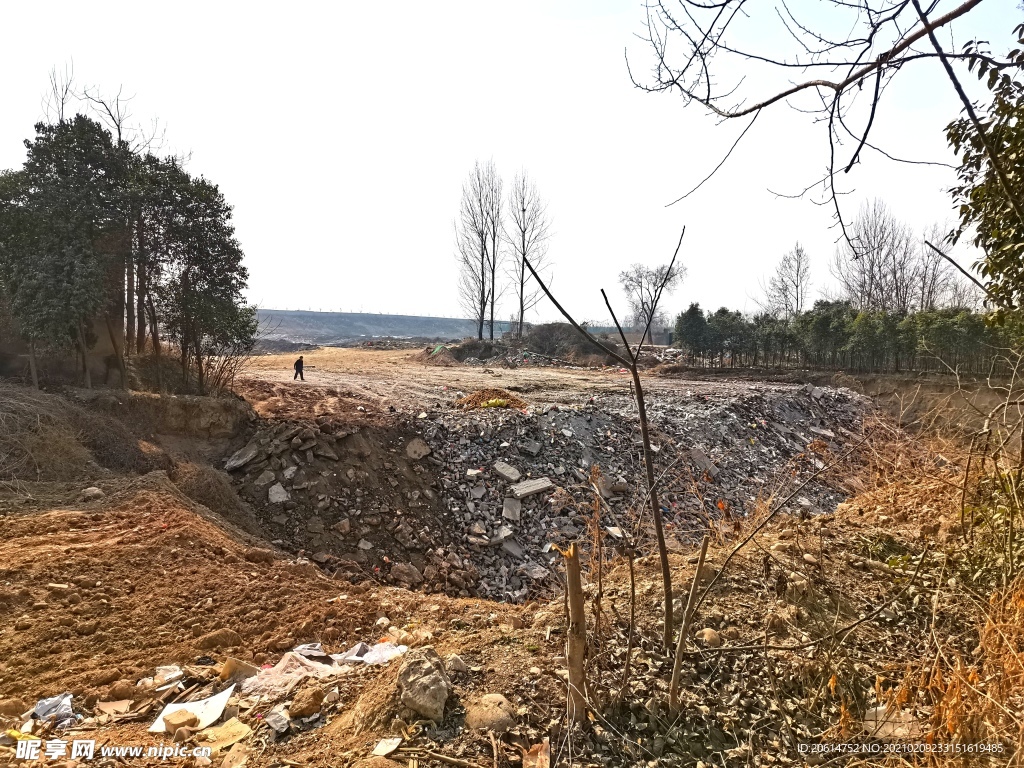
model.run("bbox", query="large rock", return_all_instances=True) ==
[224,442,260,471]
[0,698,27,717]
[391,562,424,586]
[396,647,451,722]
[464,693,516,733]
[289,687,324,718]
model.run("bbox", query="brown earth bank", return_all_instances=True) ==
[0,350,1015,767]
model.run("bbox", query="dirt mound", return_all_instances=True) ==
[412,344,461,367]
[234,378,386,427]
[455,388,529,409]
[0,384,170,481]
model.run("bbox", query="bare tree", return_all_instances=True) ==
[504,171,551,339]
[831,199,918,313]
[455,162,493,339]
[631,0,1018,245]
[483,162,504,340]
[619,262,685,345]
[763,243,811,319]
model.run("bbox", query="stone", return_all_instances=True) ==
[307,518,325,534]
[0,698,27,717]
[445,654,469,673]
[244,548,275,563]
[196,627,242,650]
[471,484,487,500]
[510,477,554,499]
[333,518,351,535]
[695,628,722,647]
[519,561,547,579]
[358,539,374,550]
[502,538,525,559]
[289,687,324,718]
[391,562,424,586]
[464,693,516,733]
[314,443,339,461]
[803,553,819,565]
[80,487,104,500]
[254,470,276,487]
[268,483,290,504]
[225,442,260,471]
[91,668,121,686]
[502,497,522,522]
[490,525,514,544]
[492,461,522,483]
[689,448,719,478]
[406,438,431,460]
[469,522,487,536]
[282,465,298,481]
[397,647,451,723]
[518,439,542,457]
[163,709,199,732]
[107,681,137,701]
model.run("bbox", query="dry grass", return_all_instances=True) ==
[455,387,530,410]
[0,383,168,481]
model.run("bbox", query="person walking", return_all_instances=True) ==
[293,355,304,381]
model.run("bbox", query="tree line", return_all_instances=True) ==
[669,199,1019,375]
[0,84,255,393]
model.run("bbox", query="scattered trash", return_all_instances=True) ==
[220,657,260,681]
[332,641,408,666]
[221,742,249,768]
[95,700,132,715]
[371,737,403,756]
[149,684,235,733]
[32,693,76,730]
[138,665,183,690]
[197,717,251,753]
[241,653,344,700]
[263,707,290,734]
[291,642,333,664]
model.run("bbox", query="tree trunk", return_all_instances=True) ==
[126,247,136,356]
[146,294,163,392]
[104,315,128,388]
[27,340,39,390]
[136,238,147,355]
[564,542,587,725]
[77,323,91,389]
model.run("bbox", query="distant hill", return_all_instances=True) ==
[258,309,515,344]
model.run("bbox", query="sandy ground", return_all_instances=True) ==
[242,348,801,411]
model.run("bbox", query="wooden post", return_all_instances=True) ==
[564,543,587,724]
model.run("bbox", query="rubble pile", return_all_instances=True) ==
[415,381,868,600]
[222,380,866,603]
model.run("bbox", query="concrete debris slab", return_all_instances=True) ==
[689,448,719,478]
[518,440,542,457]
[493,461,522,483]
[502,497,522,522]
[224,442,259,471]
[510,477,554,499]
[406,437,431,459]
[502,538,525,559]
[268,483,290,504]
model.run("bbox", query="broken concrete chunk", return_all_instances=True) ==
[268,483,290,504]
[224,442,260,471]
[517,439,542,457]
[689,448,719,478]
[406,438,431,460]
[502,497,522,522]
[492,461,522,483]
[397,647,451,722]
[510,477,554,499]
[391,562,424,585]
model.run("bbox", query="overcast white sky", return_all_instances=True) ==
[0,1,1016,323]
